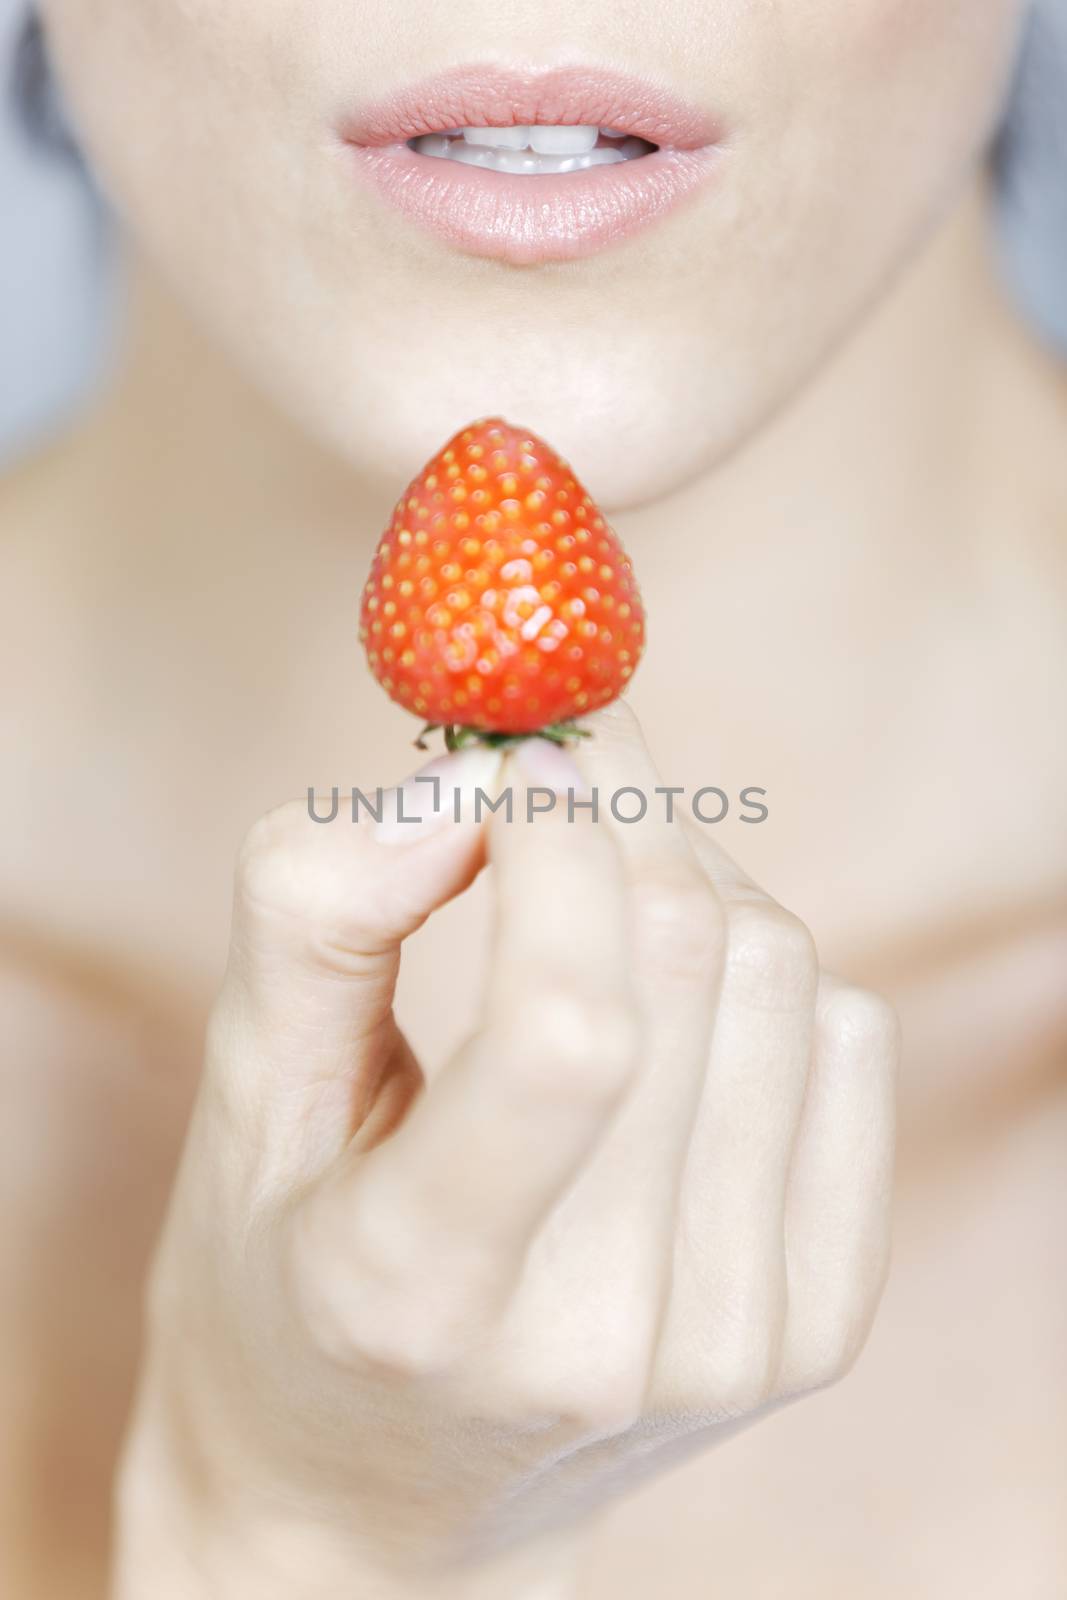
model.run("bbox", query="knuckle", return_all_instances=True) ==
[714,1332,779,1416]
[669,1288,783,1420]
[563,1383,644,1439]
[820,984,900,1062]
[782,1266,891,1398]
[796,1321,868,1393]
[666,1348,776,1424]
[662,1297,781,1422]
[505,1361,648,1438]
[725,900,818,1008]
[508,987,640,1103]
[235,802,395,970]
[632,870,724,985]
[236,800,312,913]
[353,1313,466,1381]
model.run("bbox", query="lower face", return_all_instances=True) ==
[42,0,1026,508]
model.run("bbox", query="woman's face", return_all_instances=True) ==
[42,0,1025,509]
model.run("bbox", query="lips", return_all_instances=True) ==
[340,65,724,265]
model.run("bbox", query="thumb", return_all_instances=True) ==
[205,745,503,1188]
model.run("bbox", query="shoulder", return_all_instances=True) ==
[0,932,198,1598]
[0,927,201,1309]
[0,429,99,715]
[0,928,201,1147]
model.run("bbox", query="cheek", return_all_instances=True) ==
[832,0,1024,67]
[788,0,1027,159]
[758,0,1027,328]
[40,1,296,161]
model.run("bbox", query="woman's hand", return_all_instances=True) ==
[112,704,897,1600]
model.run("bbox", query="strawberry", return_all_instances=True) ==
[359,419,645,746]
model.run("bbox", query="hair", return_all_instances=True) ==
[9,2,1067,353]
[11,9,81,162]
[993,0,1067,351]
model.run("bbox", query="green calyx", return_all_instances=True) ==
[414,720,592,753]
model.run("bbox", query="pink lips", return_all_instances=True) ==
[340,66,723,265]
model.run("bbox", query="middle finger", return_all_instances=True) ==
[493,705,723,1400]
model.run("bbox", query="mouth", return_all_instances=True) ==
[341,65,724,265]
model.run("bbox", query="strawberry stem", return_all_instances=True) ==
[414,721,591,753]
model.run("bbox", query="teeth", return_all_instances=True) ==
[408,127,654,174]
[527,124,599,155]
[571,148,626,168]
[462,125,531,150]
[447,143,493,166]
[411,140,629,175]
[414,134,453,159]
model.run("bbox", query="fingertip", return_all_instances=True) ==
[582,697,643,745]
[375,745,505,843]
[509,737,590,798]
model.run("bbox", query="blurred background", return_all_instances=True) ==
[0,0,116,467]
[1,0,1066,466]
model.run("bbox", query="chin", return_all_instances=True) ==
[287,343,732,515]
[336,398,714,514]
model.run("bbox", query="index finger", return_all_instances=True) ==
[304,775,641,1328]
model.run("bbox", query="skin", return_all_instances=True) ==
[39,0,1023,506]
[1,0,1065,1595]
[112,727,896,1598]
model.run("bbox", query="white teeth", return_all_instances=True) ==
[447,143,493,166]
[410,141,627,175]
[462,125,531,149]
[408,127,654,174]
[600,127,628,139]
[527,124,599,155]
[414,134,453,159]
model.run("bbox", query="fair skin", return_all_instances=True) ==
[3,0,1066,1595]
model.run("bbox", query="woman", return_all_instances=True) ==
[2,1,1064,1595]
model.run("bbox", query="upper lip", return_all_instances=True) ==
[341,63,720,151]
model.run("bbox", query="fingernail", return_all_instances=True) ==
[511,738,591,798]
[374,746,504,843]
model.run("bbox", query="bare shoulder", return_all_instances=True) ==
[0,939,191,1334]
[0,428,125,961]
[1,432,204,1593]
[0,930,200,1254]
[0,934,199,1598]
[0,427,97,668]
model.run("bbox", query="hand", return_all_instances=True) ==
[112,704,897,1599]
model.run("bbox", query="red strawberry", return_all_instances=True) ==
[359,418,645,745]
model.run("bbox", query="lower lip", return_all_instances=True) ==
[350,141,719,264]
